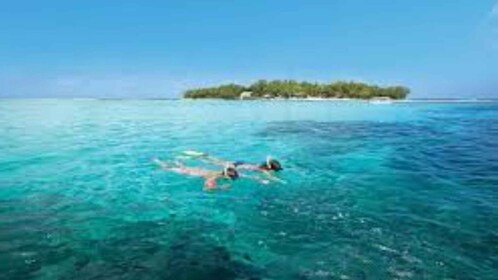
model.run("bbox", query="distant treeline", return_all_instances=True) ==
[183,80,410,100]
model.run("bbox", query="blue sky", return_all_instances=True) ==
[0,0,497,98]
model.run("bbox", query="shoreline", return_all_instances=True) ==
[182,97,498,103]
[1,98,497,103]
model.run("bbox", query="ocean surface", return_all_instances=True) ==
[0,99,497,280]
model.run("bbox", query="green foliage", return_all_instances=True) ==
[183,80,409,100]
[183,84,245,100]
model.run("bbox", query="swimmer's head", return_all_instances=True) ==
[261,156,283,171]
[222,165,239,180]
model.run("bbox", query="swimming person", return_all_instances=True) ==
[181,151,285,184]
[236,156,283,172]
[234,156,286,183]
[153,158,239,191]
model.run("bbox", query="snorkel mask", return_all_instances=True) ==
[222,165,239,180]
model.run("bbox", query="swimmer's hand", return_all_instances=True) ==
[204,178,217,191]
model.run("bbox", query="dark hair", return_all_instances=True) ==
[223,166,239,180]
[269,159,283,171]
[260,159,283,171]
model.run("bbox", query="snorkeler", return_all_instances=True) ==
[180,151,285,184]
[233,156,286,183]
[235,156,283,172]
[153,158,239,191]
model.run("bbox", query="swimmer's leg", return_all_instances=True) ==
[186,153,228,167]
[153,158,176,170]
[154,158,191,176]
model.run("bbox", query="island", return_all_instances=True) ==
[183,80,410,100]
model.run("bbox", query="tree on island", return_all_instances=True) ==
[183,80,410,100]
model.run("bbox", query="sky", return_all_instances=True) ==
[0,0,497,98]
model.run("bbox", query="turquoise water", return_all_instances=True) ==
[1,100,497,279]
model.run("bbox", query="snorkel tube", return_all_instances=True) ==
[266,156,272,169]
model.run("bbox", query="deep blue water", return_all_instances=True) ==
[0,100,497,279]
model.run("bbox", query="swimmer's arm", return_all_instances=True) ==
[240,173,271,185]
[261,170,287,184]
[237,164,260,171]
